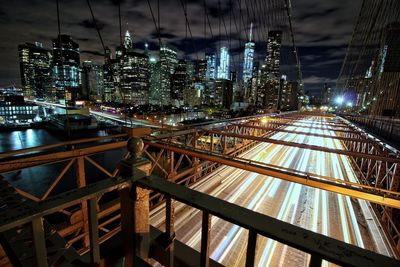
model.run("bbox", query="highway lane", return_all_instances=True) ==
[150,117,395,266]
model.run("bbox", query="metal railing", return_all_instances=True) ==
[1,171,399,267]
[342,114,400,148]
[136,174,400,267]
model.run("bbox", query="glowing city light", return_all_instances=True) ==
[335,96,344,105]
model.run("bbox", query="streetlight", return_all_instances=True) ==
[335,96,344,106]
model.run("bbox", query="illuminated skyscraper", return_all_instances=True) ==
[257,30,282,110]
[159,45,178,106]
[265,30,282,79]
[18,42,52,99]
[124,30,133,50]
[280,80,298,111]
[52,34,81,105]
[193,59,207,83]
[242,23,255,84]
[120,51,150,105]
[217,47,230,80]
[205,53,217,81]
[103,47,114,102]
[148,56,160,105]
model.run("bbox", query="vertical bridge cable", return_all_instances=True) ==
[86,0,106,54]
[146,0,163,109]
[285,0,303,87]
[178,0,199,61]
[119,2,122,45]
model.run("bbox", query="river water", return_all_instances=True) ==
[0,128,126,198]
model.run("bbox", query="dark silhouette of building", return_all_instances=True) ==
[171,60,187,106]
[81,61,104,101]
[215,79,233,109]
[257,31,283,111]
[321,83,332,105]
[52,35,80,105]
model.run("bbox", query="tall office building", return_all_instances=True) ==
[148,56,161,105]
[215,79,233,109]
[184,82,204,107]
[242,23,255,84]
[103,47,114,102]
[265,31,282,79]
[111,58,122,102]
[52,34,81,105]
[18,42,53,99]
[120,51,150,105]
[217,47,230,80]
[159,45,178,105]
[171,60,187,106]
[193,59,207,83]
[249,62,260,105]
[205,53,217,81]
[321,83,332,105]
[257,30,283,110]
[204,53,217,105]
[81,61,104,101]
[281,80,298,111]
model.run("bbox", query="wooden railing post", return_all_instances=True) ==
[32,217,48,267]
[200,211,211,267]
[309,254,322,267]
[87,198,100,266]
[75,156,89,247]
[245,231,257,267]
[165,196,175,267]
[120,187,135,267]
[119,137,151,266]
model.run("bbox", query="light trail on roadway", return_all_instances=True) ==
[150,116,395,266]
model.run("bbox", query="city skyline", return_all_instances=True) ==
[1,2,400,266]
[0,0,363,94]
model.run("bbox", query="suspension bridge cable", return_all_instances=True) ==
[285,0,302,85]
[85,0,106,53]
[178,0,199,60]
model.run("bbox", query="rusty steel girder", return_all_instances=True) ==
[144,140,400,208]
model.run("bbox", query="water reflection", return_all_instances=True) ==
[1,129,126,196]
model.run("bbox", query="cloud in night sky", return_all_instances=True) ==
[0,0,363,94]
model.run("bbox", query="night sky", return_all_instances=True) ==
[0,0,362,95]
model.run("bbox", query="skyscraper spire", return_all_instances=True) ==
[124,29,133,50]
[249,22,253,42]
